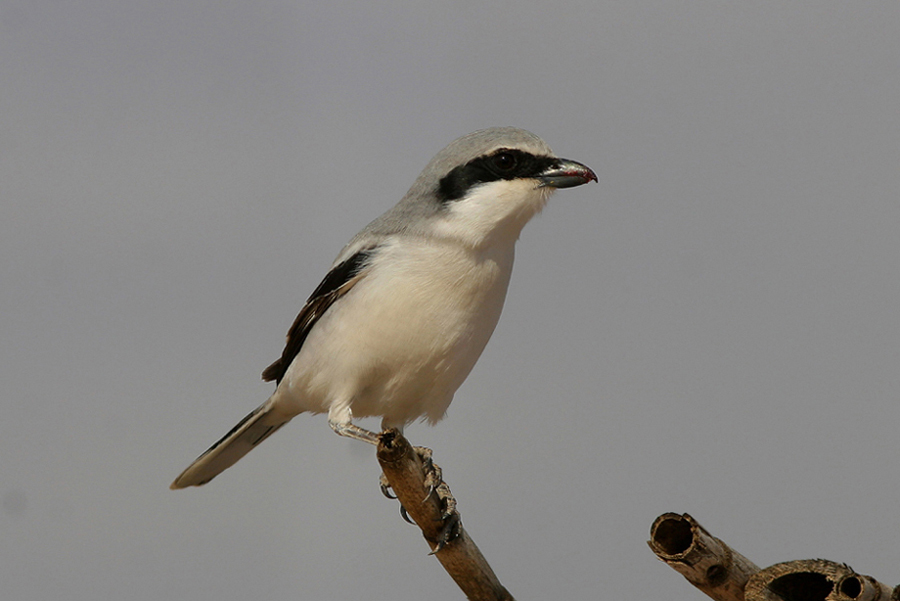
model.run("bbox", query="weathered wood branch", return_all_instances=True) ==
[649,512,760,601]
[746,559,895,601]
[649,512,897,601]
[376,429,514,601]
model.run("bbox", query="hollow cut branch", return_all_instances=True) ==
[745,559,894,601]
[648,512,760,601]
[649,512,896,601]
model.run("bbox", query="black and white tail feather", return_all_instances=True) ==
[170,399,291,489]
[170,248,375,489]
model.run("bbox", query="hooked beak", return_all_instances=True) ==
[536,158,598,189]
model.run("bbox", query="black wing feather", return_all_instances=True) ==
[261,247,377,383]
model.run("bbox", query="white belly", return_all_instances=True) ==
[276,238,515,426]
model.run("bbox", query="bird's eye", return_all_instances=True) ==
[491,151,517,171]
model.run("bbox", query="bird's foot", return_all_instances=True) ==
[329,419,380,445]
[379,445,461,552]
[414,445,460,553]
[379,472,396,499]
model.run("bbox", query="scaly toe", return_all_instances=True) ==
[379,473,396,499]
[429,511,461,554]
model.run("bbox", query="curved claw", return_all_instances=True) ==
[428,511,461,555]
[380,483,397,500]
[399,503,416,525]
[421,484,435,504]
[379,472,397,499]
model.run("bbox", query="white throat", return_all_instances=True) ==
[431,179,556,249]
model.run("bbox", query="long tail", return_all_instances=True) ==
[170,398,292,489]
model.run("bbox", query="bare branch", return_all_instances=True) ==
[745,559,894,601]
[377,429,514,601]
[649,512,897,601]
[648,512,760,601]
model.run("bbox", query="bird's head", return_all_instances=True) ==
[404,127,597,247]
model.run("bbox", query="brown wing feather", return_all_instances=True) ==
[261,247,377,383]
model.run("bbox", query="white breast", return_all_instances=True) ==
[276,237,516,427]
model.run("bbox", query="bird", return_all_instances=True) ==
[171,126,597,489]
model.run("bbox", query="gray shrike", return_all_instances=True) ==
[171,127,596,489]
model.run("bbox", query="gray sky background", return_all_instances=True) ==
[2,2,899,599]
